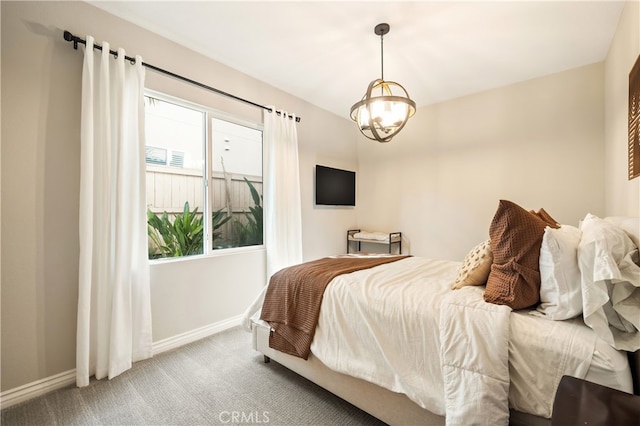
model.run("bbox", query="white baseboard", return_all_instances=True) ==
[0,315,243,410]
[152,314,243,355]
[0,369,76,410]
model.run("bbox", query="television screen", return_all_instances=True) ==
[315,165,356,206]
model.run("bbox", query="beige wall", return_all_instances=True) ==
[605,1,640,216]
[0,1,358,392]
[357,63,606,261]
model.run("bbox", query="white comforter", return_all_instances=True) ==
[440,285,511,425]
[310,257,598,424]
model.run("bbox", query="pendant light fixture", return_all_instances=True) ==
[350,23,416,143]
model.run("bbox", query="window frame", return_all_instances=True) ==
[144,89,265,262]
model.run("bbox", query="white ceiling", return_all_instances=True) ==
[89,1,626,119]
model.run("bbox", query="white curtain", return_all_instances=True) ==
[264,108,303,281]
[76,37,152,387]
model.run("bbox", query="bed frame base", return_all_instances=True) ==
[252,323,548,426]
[252,322,443,425]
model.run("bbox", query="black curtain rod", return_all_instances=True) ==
[63,30,301,122]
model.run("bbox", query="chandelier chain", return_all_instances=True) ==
[380,32,384,82]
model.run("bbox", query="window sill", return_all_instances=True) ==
[149,245,265,265]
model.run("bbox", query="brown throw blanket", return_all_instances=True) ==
[260,254,410,359]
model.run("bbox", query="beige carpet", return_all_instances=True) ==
[1,326,386,425]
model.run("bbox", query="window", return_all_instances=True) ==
[211,117,264,249]
[145,146,168,165]
[145,92,263,260]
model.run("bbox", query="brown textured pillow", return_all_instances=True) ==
[484,200,550,309]
[531,208,560,229]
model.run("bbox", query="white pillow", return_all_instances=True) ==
[452,239,493,289]
[578,213,640,351]
[535,225,583,320]
[604,216,640,249]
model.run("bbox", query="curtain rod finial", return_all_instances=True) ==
[63,30,78,49]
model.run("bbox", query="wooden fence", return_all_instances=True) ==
[146,165,262,247]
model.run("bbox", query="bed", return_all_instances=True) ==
[244,203,640,425]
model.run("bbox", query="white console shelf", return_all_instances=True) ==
[347,229,402,254]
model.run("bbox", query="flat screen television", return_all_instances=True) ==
[315,165,356,206]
